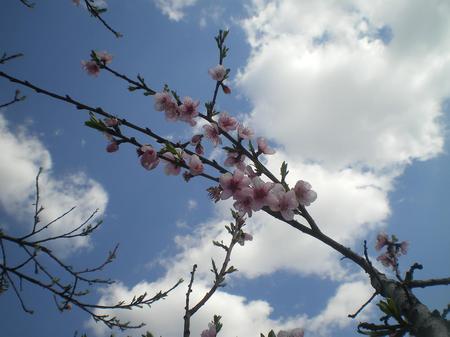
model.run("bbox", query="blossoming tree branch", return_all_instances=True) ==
[1,5,450,336]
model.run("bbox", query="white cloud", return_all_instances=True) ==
[87,275,373,337]
[237,0,448,171]
[187,199,198,210]
[0,113,108,254]
[153,0,197,21]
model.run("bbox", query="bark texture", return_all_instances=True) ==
[372,273,450,337]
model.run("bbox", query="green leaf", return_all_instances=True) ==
[84,113,107,132]
[213,315,223,333]
[248,140,255,154]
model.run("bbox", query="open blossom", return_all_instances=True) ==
[203,123,222,146]
[224,151,245,171]
[219,170,251,200]
[161,152,182,176]
[208,64,226,81]
[238,124,254,139]
[106,141,119,153]
[377,253,395,268]
[95,51,113,65]
[277,328,304,337]
[249,177,276,211]
[188,154,204,176]
[268,184,299,221]
[375,232,389,251]
[201,323,216,337]
[154,91,175,112]
[218,112,237,131]
[179,96,200,126]
[294,180,317,206]
[245,165,258,179]
[234,188,254,217]
[82,60,100,76]
[140,145,159,170]
[257,137,275,155]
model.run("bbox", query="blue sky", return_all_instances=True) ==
[0,1,449,337]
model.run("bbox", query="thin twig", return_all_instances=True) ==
[183,264,197,337]
[348,291,378,318]
[0,89,26,109]
[83,0,122,38]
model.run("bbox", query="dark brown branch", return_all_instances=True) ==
[0,89,26,109]
[83,0,122,38]
[19,0,34,8]
[183,264,197,337]
[408,277,450,289]
[348,291,378,318]
[0,52,24,64]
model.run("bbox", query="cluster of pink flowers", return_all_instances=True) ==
[154,92,200,126]
[375,232,409,269]
[136,145,205,176]
[219,170,317,220]
[82,51,113,76]
[100,63,318,224]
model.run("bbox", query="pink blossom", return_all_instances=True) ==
[277,328,304,337]
[222,84,231,94]
[201,323,216,337]
[268,184,299,221]
[82,60,100,76]
[399,241,409,255]
[257,137,275,155]
[238,232,253,246]
[154,92,175,112]
[375,232,389,251]
[188,154,204,176]
[106,141,119,153]
[104,117,119,127]
[238,125,254,139]
[161,152,181,176]
[140,145,160,170]
[234,188,254,217]
[250,177,276,211]
[245,165,258,179]
[203,123,222,146]
[294,180,317,206]
[179,97,200,126]
[164,102,180,121]
[224,151,246,171]
[195,143,204,155]
[208,64,227,81]
[95,51,113,65]
[377,253,395,268]
[219,170,251,200]
[218,112,237,131]
[190,134,203,145]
